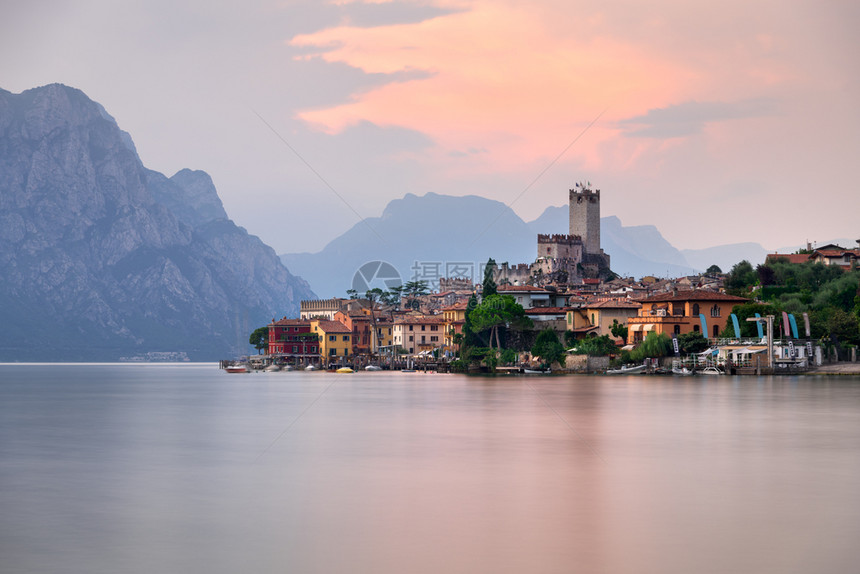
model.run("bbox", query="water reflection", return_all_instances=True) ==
[1,365,858,573]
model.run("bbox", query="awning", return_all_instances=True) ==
[530,294,550,300]
[643,324,656,331]
[629,324,644,332]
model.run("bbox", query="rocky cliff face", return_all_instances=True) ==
[0,84,314,360]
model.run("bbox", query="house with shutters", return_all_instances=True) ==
[626,290,748,344]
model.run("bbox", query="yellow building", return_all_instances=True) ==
[442,299,470,350]
[579,299,642,343]
[310,319,353,361]
[626,290,748,343]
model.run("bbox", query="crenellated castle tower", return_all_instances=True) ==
[569,185,601,255]
[494,182,612,287]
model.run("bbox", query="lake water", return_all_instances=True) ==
[1,364,859,574]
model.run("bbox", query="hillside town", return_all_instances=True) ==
[245,184,860,375]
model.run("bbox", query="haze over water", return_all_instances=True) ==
[1,364,859,573]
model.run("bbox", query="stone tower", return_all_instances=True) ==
[569,185,600,254]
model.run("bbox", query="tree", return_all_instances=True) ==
[629,332,672,361]
[531,328,565,365]
[757,264,776,286]
[401,280,429,310]
[676,332,710,354]
[610,319,628,342]
[482,258,498,297]
[724,260,757,293]
[462,293,481,348]
[364,287,384,354]
[572,334,618,356]
[249,327,268,354]
[706,264,723,274]
[469,294,531,349]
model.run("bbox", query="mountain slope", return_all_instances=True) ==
[0,84,314,360]
[282,192,537,298]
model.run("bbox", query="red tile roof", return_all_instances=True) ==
[641,290,748,303]
[270,318,310,326]
[586,300,642,309]
[313,320,352,334]
[497,285,550,292]
[442,300,471,311]
[766,253,811,264]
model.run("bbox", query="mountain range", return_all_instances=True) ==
[280,194,777,298]
[0,84,315,361]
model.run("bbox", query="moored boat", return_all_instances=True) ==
[336,367,354,373]
[225,364,249,373]
[606,364,646,375]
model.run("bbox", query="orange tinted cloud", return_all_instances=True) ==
[290,1,688,174]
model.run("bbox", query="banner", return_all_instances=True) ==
[754,313,764,338]
[788,314,800,339]
[699,314,708,338]
[802,312,811,338]
[782,311,791,338]
[731,313,742,339]
[672,335,680,356]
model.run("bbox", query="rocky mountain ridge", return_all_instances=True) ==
[0,84,314,360]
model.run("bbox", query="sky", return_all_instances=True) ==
[2,0,858,254]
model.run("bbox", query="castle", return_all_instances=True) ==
[495,183,612,287]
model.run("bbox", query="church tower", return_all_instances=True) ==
[569,183,600,254]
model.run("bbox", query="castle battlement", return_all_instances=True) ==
[538,233,582,245]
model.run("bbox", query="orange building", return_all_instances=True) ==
[626,290,748,343]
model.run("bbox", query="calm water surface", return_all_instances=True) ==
[1,364,859,574]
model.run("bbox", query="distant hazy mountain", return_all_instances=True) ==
[281,192,538,298]
[283,194,712,297]
[527,206,698,278]
[681,243,768,273]
[0,84,314,361]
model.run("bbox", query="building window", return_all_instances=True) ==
[693,325,700,333]
[710,305,720,318]
[431,336,438,342]
[421,336,426,343]
[713,325,720,337]
[673,325,681,335]
[409,336,413,342]
[591,313,595,325]
[431,325,438,331]
[329,349,336,356]
[329,335,336,341]
[692,303,700,316]
[292,346,298,353]
[343,335,349,341]
[421,325,426,331]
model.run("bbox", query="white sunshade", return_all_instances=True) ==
[629,324,644,332]
[643,324,656,331]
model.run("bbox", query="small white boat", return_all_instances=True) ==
[264,364,281,372]
[282,365,295,372]
[364,365,382,371]
[606,364,646,375]
[523,368,550,374]
[304,365,317,371]
[672,365,695,376]
[225,364,249,374]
